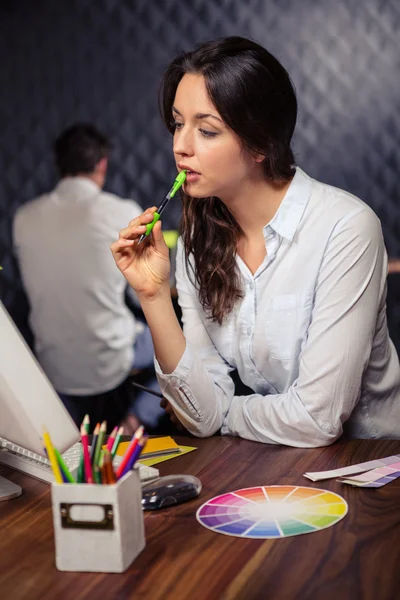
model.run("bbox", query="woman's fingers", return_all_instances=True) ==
[120,208,158,240]
[151,220,169,254]
[127,207,157,228]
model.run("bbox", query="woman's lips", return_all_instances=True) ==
[185,170,200,184]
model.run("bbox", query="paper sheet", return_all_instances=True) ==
[338,460,400,487]
[138,445,197,466]
[303,455,400,482]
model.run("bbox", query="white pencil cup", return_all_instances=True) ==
[51,469,145,572]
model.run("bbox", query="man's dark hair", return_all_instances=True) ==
[54,124,110,177]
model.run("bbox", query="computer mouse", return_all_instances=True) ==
[141,474,202,510]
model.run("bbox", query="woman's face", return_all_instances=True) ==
[172,74,257,200]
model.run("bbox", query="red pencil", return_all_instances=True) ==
[80,424,93,484]
[116,425,144,479]
[106,426,118,452]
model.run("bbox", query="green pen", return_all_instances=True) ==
[137,170,187,244]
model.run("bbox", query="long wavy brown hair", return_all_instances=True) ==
[160,37,297,324]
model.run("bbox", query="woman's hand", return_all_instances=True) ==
[111,208,170,300]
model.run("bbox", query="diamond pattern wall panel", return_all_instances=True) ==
[1,0,399,347]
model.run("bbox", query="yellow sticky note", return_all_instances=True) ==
[115,436,180,458]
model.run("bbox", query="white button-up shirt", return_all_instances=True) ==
[13,177,142,395]
[156,167,400,447]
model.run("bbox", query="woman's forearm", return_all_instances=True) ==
[139,287,186,374]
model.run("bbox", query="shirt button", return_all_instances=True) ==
[322,422,333,434]
[249,282,254,291]
[247,327,252,335]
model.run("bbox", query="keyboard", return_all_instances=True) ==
[0,438,159,484]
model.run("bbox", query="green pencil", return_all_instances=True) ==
[111,426,124,459]
[54,448,76,483]
[93,421,107,477]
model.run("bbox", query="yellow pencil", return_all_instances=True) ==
[43,429,63,483]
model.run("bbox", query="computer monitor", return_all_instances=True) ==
[0,300,80,498]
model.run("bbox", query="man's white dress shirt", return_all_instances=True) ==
[155,167,400,447]
[14,177,142,395]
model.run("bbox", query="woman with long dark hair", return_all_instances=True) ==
[111,36,400,446]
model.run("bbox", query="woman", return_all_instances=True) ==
[111,36,400,447]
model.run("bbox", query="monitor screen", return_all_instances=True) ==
[0,301,79,456]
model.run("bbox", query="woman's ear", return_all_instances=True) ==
[249,148,265,163]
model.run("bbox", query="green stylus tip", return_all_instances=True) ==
[170,170,187,198]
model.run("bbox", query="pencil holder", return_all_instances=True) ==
[51,469,145,572]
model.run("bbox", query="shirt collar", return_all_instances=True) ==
[54,176,101,197]
[264,167,313,242]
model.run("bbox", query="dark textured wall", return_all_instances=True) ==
[1,0,400,346]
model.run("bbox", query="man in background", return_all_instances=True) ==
[13,123,165,432]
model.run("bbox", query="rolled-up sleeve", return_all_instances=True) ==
[155,240,235,436]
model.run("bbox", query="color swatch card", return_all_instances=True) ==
[303,455,400,482]
[196,486,348,539]
[338,460,400,488]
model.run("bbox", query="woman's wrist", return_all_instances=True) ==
[137,282,173,308]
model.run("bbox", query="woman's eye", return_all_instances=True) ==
[171,121,184,131]
[199,129,218,138]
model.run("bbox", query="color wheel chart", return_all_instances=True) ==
[196,486,348,539]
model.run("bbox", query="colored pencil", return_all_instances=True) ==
[106,426,118,452]
[111,426,124,459]
[93,421,107,471]
[121,434,148,478]
[101,462,108,484]
[89,422,100,464]
[80,424,93,483]
[54,448,76,483]
[93,449,104,484]
[103,450,116,484]
[77,414,90,483]
[116,425,144,479]
[43,429,63,484]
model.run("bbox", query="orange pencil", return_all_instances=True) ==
[116,425,144,479]
[100,462,108,484]
[103,449,116,484]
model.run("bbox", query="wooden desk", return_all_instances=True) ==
[1,437,399,600]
